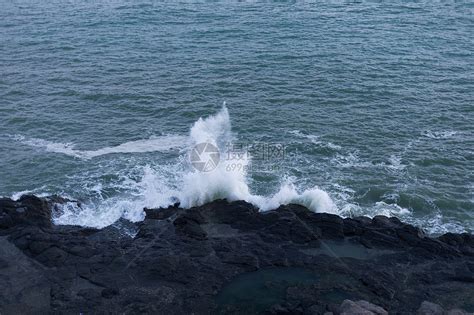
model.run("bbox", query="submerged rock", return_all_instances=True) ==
[0,196,473,314]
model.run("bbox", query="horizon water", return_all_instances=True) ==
[1,1,473,234]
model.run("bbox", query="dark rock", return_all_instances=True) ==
[307,212,345,239]
[35,246,68,267]
[417,301,444,315]
[446,309,471,315]
[173,215,207,240]
[101,287,119,299]
[145,205,180,220]
[0,195,52,229]
[0,196,473,314]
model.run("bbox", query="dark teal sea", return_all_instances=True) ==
[1,1,472,233]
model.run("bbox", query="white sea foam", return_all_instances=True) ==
[19,106,462,233]
[421,130,457,140]
[372,201,411,216]
[11,188,49,201]
[14,134,188,159]
[289,130,341,150]
[16,109,416,228]
[53,165,176,228]
[49,105,338,228]
[331,152,406,172]
[332,152,373,168]
[411,213,467,235]
[11,189,36,201]
[387,155,406,171]
[175,106,337,214]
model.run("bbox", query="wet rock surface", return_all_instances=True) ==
[0,196,473,314]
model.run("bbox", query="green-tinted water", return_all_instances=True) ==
[0,1,472,233]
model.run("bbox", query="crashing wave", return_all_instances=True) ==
[48,105,337,228]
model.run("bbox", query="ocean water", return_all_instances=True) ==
[1,1,473,234]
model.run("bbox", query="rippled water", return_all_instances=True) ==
[1,1,473,233]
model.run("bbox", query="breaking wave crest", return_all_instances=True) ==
[12,106,466,235]
[50,105,337,228]
[173,105,337,214]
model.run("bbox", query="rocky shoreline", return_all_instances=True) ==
[0,195,473,314]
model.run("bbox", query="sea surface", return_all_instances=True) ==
[1,0,473,234]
